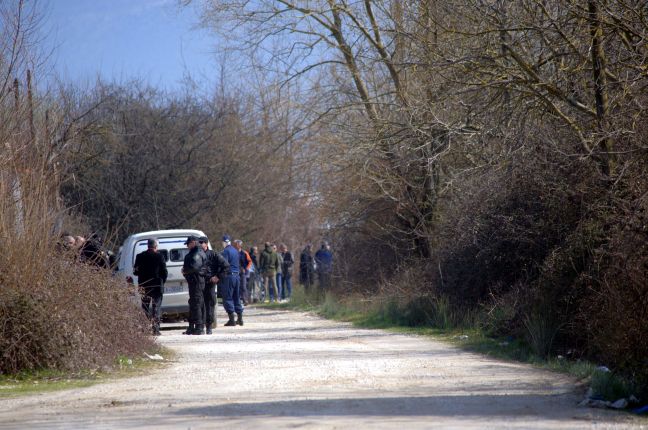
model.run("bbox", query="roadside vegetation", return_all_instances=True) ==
[199,0,647,401]
[0,347,173,398]
[0,2,157,385]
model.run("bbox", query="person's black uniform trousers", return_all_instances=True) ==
[182,235,207,335]
[133,239,168,335]
[200,236,230,335]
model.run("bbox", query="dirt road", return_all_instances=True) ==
[0,308,643,429]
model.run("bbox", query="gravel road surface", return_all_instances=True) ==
[0,307,643,429]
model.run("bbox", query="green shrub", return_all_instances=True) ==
[401,298,433,327]
[523,310,561,358]
[591,370,636,401]
[431,295,453,329]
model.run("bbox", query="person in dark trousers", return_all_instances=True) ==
[299,244,314,291]
[279,243,294,300]
[182,235,207,335]
[221,234,243,326]
[200,236,229,334]
[259,242,280,302]
[133,238,168,335]
[274,244,284,300]
[314,242,333,290]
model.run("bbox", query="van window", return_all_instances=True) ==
[133,238,187,265]
[131,246,169,264]
[170,249,189,262]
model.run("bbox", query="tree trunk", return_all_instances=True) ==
[588,0,614,177]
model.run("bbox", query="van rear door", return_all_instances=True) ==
[133,238,187,294]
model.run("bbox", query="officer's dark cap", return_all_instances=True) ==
[199,236,209,243]
[184,235,199,245]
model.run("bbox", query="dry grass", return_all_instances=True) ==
[0,162,154,374]
[0,73,153,375]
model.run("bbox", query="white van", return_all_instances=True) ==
[116,229,211,320]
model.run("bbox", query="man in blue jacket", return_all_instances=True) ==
[314,242,333,290]
[221,234,243,326]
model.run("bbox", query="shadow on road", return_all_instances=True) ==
[171,394,609,420]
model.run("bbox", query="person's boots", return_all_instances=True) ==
[206,323,213,335]
[192,324,205,335]
[152,322,161,336]
[224,312,236,326]
[183,322,195,335]
[236,312,244,326]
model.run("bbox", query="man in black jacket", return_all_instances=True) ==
[199,236,230,334]
[299,244,314,291]
[280,243,294,300]
[133,238,168,335]
[182,235,207,335]
[80,234,110,269]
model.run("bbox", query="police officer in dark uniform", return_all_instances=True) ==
[133,238,168,335]
[182,235,207,335]
[199,236,230,335]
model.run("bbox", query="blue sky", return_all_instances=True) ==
[44,0,218,92]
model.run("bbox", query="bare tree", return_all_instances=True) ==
[58,77,316,245]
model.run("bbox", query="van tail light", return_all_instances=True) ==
[126,276,134,284]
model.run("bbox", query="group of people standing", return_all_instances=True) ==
[133,234,334,336]
[299,242,333,291]
[250,242,295,303]
[59,233,113,269]
[180,234,243,335]
[133,234,240,336]
[248,241,333,303]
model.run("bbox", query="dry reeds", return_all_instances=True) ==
[0,71,153,375]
